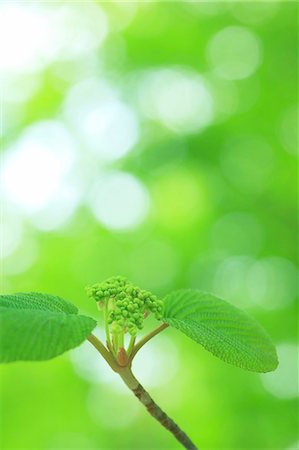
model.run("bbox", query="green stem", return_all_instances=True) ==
[119,331,124,348]
[127,334,136,356]
[129,322,169,362]
[118,367,198,450]
[87,334,119,372]
[87,330,198,449]
[103,301,113,353]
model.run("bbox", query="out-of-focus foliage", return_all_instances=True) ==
[0,1,298,449]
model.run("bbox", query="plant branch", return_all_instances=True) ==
[118,367,198,450]
[129,322,169,362]
[87,334,119,372]
[88,329,198,449]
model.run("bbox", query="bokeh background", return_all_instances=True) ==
[0,1,298,449]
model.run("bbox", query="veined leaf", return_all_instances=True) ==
[0,292,97,363]
[163,290,278,373]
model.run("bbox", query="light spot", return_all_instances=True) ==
[1,120,77,214]
[220,135,274,194]
[70,334,126,389]
[229,2,280,25]
[210,212,264,256]
[88,171,150,231]
[29,182,81,231]
[3,237,38,275]
[261,343,298,399]
[133,335,179,388]
[81,100,139,161]
[63,78,117,124]
[212,256,256,308]
[51,3,108,61]
[51,55,101,86]
[0,3,108,73]
[246,257,298,310]
[184,2,225,16]
[193,254,298,311]
[138,68,213,133]
[207,26,261,80]
[63,78,138,162]
[87,384,139,428]
[0,3,52,72]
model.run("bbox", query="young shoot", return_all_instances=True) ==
[85,276,164,364]
[0,276,278,450]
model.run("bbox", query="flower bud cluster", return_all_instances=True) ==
[86,276,164,336]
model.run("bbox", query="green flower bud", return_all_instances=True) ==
[129,326,137,336]
[86,276,164,336]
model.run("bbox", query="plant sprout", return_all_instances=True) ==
[0,276,278,450]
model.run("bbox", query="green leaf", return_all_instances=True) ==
[0,292,97,363]
[163,290,278,373]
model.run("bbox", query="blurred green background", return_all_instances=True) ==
[0,1,298,449]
